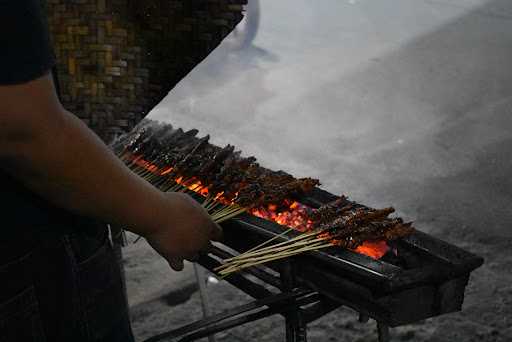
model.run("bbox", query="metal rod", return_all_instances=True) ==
[194,264,216,342]
[178,306,277,342]
[142,289,312,342]
[281,262,308,342]
[377,322,390,342]
[178,292,318,342]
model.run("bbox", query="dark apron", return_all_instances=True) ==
[0,174,134,342]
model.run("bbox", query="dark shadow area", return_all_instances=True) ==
[162,283,199,306]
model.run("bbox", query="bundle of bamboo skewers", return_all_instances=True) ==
[214,228,333,276]
[122,161,248,225]
[214,206,414,277]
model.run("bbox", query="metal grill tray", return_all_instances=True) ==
[214,187,483,326]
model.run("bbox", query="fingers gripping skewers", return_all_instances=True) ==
[114,120,415,274]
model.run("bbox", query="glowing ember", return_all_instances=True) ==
[161,167,173,175]
[179,178,211,197]
[133,154,390,260]
[250,201,389,259]
[250,201,314,232]
[355,241,389,259]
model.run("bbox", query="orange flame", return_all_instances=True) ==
[132,153,390,260]
[250,201,314,232]
[355,241,389,259]
[250,202,389,259]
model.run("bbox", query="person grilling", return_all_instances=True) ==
[0,1,221,341]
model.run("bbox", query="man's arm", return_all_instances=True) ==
[0,72,220,271]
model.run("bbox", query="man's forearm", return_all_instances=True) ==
[12,111,167,233]
[0,76,168,236]
[0,74,221,268]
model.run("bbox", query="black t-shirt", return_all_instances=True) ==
[0,0,55,84]
[0,0,94,233]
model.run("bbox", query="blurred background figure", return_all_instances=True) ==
[227,0,261,50]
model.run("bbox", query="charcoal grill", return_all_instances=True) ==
[143,187,483,342]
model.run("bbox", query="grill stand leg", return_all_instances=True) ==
[142,289,316,342]
[285,311,307,342]
[281,262,308,342]
[110,225,130,318]
[377,322,390,342]
[193,264,216,342]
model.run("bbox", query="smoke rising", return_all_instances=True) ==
[149,0,512,237]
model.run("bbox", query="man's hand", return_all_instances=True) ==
[0,74,222,271]
[143,192,222,271]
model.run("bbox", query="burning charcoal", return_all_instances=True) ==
[115,120,415,257]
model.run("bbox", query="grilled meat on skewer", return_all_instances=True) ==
[114,120,415,251]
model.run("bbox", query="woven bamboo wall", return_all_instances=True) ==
[45,0,246,142]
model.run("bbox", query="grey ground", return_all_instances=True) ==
[124,0,512,341]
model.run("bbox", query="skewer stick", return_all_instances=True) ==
[210,205,241,218]
[214,208,247,223]
[201,194,214,208]
[162,180,178,191]
[151,175,170,189]
[214,233,327,272]
[159,181,175,192]
[206,202,222,213]
[125,155,144,169]
[217,244,308,275]
[219,243,332,276]
[179,186,193,193]
[179,180,201,193]
[210,203,235,213]
[133,166,148,177]
[222,227,295,263]
[119,152,130,162]
[214,236,328,272]
[219,236,329,266]
[211,208,245,221]
[205,201,223,213]
[139,165,155,177]
[146,171,165,183]
[211,206,241,217]
[224,229,326,259]
[195,186,206,194]
[170,183,184,192]
[215,234,322,271]
[151,175,168,187]
[220,242,331,275]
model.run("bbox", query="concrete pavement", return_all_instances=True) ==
[127,1,512,340]
[151,0,512,238]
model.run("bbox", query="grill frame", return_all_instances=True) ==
[143,186,483,342]
[206,187,483,327]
